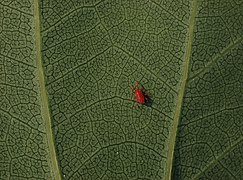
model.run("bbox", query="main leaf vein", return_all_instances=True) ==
[165,0,199,179]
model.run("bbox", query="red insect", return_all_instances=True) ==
[130,81,145,108]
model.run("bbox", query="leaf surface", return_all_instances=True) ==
[0,0,242,179]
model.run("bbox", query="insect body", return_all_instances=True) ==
[130,81,145,108]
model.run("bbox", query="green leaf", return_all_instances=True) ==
[0,0,242,179]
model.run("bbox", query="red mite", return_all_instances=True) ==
[130,81,145,108]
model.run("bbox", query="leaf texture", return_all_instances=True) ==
[0,0,242,180]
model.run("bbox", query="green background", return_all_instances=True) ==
[0,0,243,179]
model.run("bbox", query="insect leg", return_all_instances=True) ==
[135,81,138,89]
[136,102,139,108]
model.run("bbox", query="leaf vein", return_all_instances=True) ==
[41,1,103,34]
[165,1,199,179]
[0,2,33,16]
[114,45,178,94]
[192,136,243,180]
[69,141,166,179]
[33,1,62,179]
[150,0,188,26]
[189,37,243,81]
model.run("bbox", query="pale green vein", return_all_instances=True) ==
[165,1,198,180]
[33,1,61,180]
[192,136,243,180]
[189,37,243,81]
